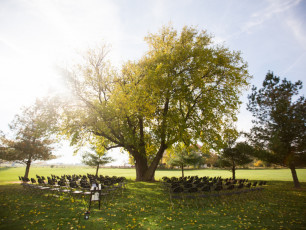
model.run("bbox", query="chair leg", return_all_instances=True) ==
[88,196,92,211]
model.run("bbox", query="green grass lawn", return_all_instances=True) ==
[0,167,305,229]
[1,166,306,184]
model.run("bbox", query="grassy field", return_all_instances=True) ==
[0,167,305,229]
[1,166,306,184]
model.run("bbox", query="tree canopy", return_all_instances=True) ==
[59,25,250,181]
[0,100,57,178]
[247,71,306,188]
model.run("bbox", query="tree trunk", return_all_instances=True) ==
[24,158,32,179]
[232,164,236,180]
[133,144,167,182]
[290,165,301,188]
[134,97,169,182]
[181,164,184,178]
[96,162,100,177]
[144,144,167,181]
[134,154,149,181]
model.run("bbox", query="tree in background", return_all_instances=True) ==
[168,143,203,178]
[0,100,57,178]
[253,160,266,167]
[162,143,210,169]
[247,72,306,188]
[82,136,114,176]
[58,25,250,181]
[82,153,113,177]
[219,142,254,180]
[205,153,220,168]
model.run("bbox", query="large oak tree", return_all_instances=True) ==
[61,26,250,181]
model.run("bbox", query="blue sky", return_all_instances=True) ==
[0,0,305,164]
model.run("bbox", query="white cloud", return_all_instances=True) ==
[286,17,306,50]
[243,0,301,33]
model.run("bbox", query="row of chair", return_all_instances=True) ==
[161,176,267,207]
[19,174,127,210]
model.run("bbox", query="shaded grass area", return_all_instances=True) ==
[1,167,306,185]
[0,184,86,230]
[0,181,305,229]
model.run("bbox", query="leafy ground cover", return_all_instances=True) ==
[0,181,305,229]
[0,168,305,229]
